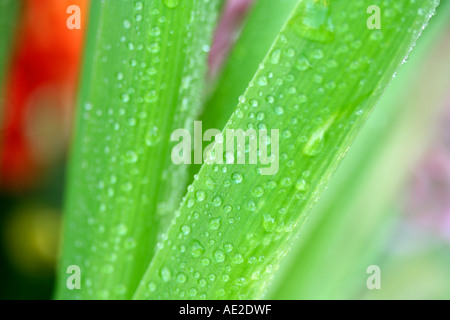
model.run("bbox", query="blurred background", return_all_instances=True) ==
[0,0,88,299]
[0,0,448,299]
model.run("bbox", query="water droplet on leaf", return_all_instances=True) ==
[163,0,179,9]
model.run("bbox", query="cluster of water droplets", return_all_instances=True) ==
[134,0,439,300]
[64,0,231,299]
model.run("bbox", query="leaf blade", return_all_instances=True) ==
[270,1,450,298]
[134,0,441,300]
[56,0,222,299]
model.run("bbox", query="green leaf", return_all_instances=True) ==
[56,0,222,299]
[133,0,440,299]
[269,0,450,299]
[201,0,298,131]
[191,0,298,178]
[0,0,21,117]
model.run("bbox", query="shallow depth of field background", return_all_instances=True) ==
[0,0,449,299]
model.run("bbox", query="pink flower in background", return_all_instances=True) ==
[406,99,450,241]
[208,0,255,78]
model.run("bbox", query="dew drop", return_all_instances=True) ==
[231,173,243,184]
[212,196,223,207]
[304,115,336,157]
[148,282,156,292]
[202,44,210,53]
[311,48,324,60]
[116,224,128,236]
[181,225,191,235]
[286,48,296,58]
[124,150,138,163]
[196,190,206,201]
[191,240,205,258]
[266,95,275,103]
[263,214,276,232]
[232,254,244,265]
[209,218,221,230]
[120,93,130,103]
[214,250,225,263]
[135,1,143,10]
[224,243,234,253]
[252,186,264,198]
[150,27,161,37]
[123,19,131,29]
[274,106,284,115]
[296,55,311,71]
[128,118,136,126]
[216,289,225,297]
[201,258,211,266]
[257,75,268,86]
[148,43,160,53]
[144,90,158,103]
[256,112,265,121]
[198,278,207,287]
[176,273,187,284]
[298,94,308,103]
[163,0,179,9]
[266,264,274,274]
[247,200,256,212]
[270,49,281,64]
[290,0,335,42]
[145,126,160,146]
[295,179,307,191]
[189,288,198,297]
[160,267,171,282]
